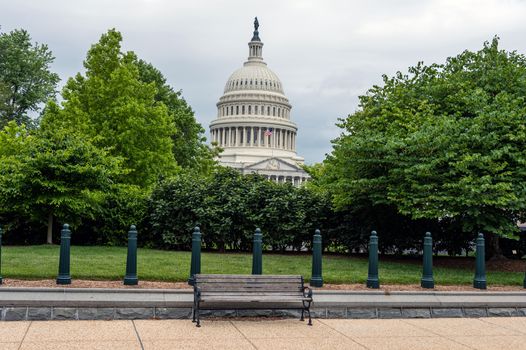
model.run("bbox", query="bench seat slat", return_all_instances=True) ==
[196,274,300,278]
[201,297,310,302]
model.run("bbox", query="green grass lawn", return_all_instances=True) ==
[1,245,523,286]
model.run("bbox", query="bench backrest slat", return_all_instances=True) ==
[195,274,304,293]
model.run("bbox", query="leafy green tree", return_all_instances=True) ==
[41,29,177,187]
[324,37,526,256]
[0,122,125,243]
[0,29,59,128]
[135,60,216,173]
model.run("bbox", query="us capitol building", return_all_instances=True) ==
[209,18,310,186]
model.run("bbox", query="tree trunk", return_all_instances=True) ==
[47,213,53,244]
[487,233,506,260]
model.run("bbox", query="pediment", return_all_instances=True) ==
[245,157,304,172]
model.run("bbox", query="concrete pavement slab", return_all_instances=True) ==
[354,336,472,350]
[23,320,136,342]
[250,336,367,350]
[142,339,256,350]
[0,343,20,350]
[480,317,526,335]
[19,340,142,350]
[320,319,433,337]
[451,335,526,350]
[232,319,339,339]
[134,319,244,340]
[0,321,30,342]
[403,318,521,336]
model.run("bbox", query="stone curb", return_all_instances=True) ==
[0,288,525,320]
[1,306,525,321]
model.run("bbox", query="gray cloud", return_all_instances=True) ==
[2,0,526,163]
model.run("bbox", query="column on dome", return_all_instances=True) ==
[243,127,246,146]
[250,127,254,147]
[281,129,285,149]
[235,127,239,146]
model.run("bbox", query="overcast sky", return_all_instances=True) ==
[2,0,526,163]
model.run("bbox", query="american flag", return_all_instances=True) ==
[264,128,273,136]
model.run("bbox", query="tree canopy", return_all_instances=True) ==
[323,37,526,243]
[0,122,125,243]
[0,28,59,128]
[41,29,178,188]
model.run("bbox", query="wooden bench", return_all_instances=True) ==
[192,274,313,327]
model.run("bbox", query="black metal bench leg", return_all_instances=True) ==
[306,301,312,326]
[300,309,304,321]
[196,302,201,327]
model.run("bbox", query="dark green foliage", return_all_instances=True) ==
[146,167,332,251]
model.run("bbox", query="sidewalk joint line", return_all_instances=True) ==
[478,317,526,335]
[229,320,259,350]
[17,320,32,350]
[316,319,370,350]
[399,319,477,350]
[131,320,145,350]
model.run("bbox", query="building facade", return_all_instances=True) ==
[209,18,310,186]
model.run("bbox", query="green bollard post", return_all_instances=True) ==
[56,224,72,285]
[252,228,262,275]
[473,233,487,289]
[366,231,379,289]
[124,225,139,285]
[421,232,434,289]
[0,225,3,285]
[188,227,202,286]
[310,229,323,287]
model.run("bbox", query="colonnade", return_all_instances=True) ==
[219,103,290,119]
[264,175,307,186]
[211,126,296,151]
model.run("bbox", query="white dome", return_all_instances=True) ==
[209,18,309,186]
[224,62,284,94]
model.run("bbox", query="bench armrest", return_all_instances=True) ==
[303,286,313,299]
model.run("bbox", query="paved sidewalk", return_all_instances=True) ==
[2,317,526,349]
